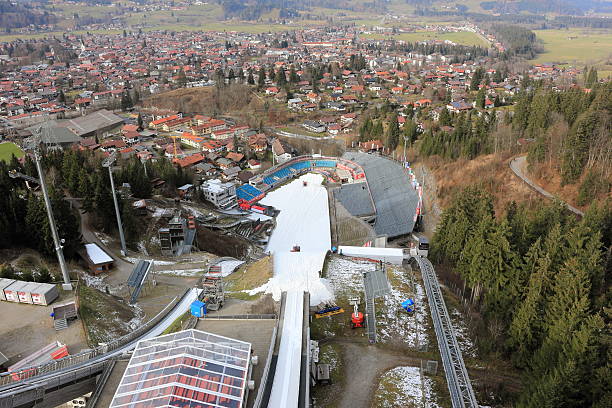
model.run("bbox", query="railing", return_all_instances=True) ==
[0,288,190,388]
[410,256,477,408]
[199,314,277,320]
[253,321,279,408]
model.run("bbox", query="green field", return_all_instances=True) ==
[532,29,612,64]
[0,142,24,163]
[362,30,489,47]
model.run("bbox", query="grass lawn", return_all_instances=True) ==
[224,256,272,300]
[531,29,612,65]
[278,125,330,138]
[77,283,135,346]
[362,31,489,47]
[0,142,24,163]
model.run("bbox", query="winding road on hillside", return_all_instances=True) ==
[509,156,584,216]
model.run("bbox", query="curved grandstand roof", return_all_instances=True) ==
[341,152,419,238]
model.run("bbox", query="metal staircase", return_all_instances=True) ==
[54,318,68,331]
[362,263,390,343]
[364,296,377,343]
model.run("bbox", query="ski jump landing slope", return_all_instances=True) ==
[259,173,332,408]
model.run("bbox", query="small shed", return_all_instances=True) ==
[0,278,15,301]
[82,243,114,274]
[190,300,207,317]
[31,283,59,306]
[177,184,194,199]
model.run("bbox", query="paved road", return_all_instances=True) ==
[509,156,584,216]
[334,342,423,408]
[68,198,134,286]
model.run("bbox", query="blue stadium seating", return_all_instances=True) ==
[237,184,263,201]
[313,160,337,168]
[262,159,338,187]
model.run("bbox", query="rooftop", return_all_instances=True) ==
[110,329,252,408]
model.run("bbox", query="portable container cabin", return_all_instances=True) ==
[0,278,15,301]
[31,283,59,306]
[17,282,38,304]
[4,281,28,302]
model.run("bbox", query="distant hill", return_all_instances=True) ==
[219,0,388,20]
[0,1,57,30]
[479,0,612,16]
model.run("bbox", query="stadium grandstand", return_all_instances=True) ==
[341,152,419,238]
[239,153,420,239]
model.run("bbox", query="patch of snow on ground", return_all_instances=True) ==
[376,366,441,408]
[93,231,112,245]
[80,272,106,291]
[126,303,145,331]
[124,257,177,266]
[182,205,207,218]
[247,213,272,222]
[155,268,205,277]
[325,257,375,297]
[249,173,332,306]
[151,207,165,217]
[450,308,477,358]
[377,266,430,349]
[137,241,149,256]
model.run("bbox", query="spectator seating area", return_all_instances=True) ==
[236,184,264,202]
[262,160,338,187]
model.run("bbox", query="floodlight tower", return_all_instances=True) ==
[102,151,127,256]
[11,132,72,290]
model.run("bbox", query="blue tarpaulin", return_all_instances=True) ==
[401,298,415,313]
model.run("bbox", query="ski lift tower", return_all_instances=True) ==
[102,151,127,256]
[11,130,72,290]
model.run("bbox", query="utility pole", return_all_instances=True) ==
[11,134,72,290]
[34,155,72,289]
[102,152,127,256]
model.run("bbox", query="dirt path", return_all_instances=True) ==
[334,342,423,408]
[509,156,584,216]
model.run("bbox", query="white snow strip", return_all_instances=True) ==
[263,173,332,408]
[251,173,332,305]
[125,257,177,266]
[450,308,477,358]
[155,268,205,277]
[338,245,405,265]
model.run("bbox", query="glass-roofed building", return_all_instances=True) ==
[110,329,253,408]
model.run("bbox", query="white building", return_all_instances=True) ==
[272,139,293,164]
[200,179,237,209]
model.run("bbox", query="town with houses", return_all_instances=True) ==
[0,3,609,407]
[0,24,582,183]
